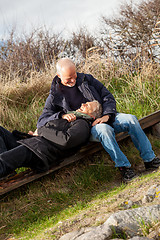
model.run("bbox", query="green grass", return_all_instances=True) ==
[0,62,159,239]
[108,75,160,118]
[0,158,116,239]
[0,134,160,240]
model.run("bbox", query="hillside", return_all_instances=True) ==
[0,133,160,240]
[56,171,160,240]
[0,1,159,238]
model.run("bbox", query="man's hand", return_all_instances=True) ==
[92,115,110,126]
[28,129,38,136]
[62,113,76,122]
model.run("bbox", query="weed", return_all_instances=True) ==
[111,226,127,239]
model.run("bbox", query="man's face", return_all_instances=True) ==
[77,102,97,116]
[58,66,77,87]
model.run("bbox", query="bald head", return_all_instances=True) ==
[56,58,76,75]
[56,58,77,87]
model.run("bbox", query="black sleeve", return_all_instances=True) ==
[37,94,65,128]
[37,119,90,149]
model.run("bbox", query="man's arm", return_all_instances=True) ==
[86,74,117,116]
[37,94,65,128]
[85,75,116,125]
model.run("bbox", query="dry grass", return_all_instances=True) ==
[0,68,55,131]
[0,50,159,132]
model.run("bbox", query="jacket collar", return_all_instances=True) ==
[49,73,87,110]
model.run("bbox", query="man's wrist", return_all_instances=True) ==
[103,114,111,118]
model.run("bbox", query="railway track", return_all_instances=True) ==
[0,110,160,196]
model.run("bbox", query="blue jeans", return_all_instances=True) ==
[91,113,155,167]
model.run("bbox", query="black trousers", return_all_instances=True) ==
[0,126,38,178]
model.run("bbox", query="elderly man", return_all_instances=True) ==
[37,58,160,182]
[0,101,101,179]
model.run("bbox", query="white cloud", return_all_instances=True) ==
[0,0,142,38]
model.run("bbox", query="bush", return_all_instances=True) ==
[100,0,160,63]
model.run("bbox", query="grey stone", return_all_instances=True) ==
[142,185,160,203]
[147,185,157,196]
[112,239,123,240]
[121,200,134,209]
[155,185,160,198]
[121,200,142,209]
[129,237,153,240]
[59,227,94,240]
[60,205,160,240]
[75,225,112,240]
[142,195,152,203]
[104,204,160,237]
[59,224,112,240]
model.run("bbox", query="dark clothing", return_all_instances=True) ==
[0,145,38,176]
[37,119,90,149]
[37,73,117,128]
[0,119,90,178]
[0,127,19,154]
[60,84,87,110]
[19,119,90,172]
[0,126,39,177]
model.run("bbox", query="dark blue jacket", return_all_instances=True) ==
[37,72,117,128]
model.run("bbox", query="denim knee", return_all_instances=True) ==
[91,123,114,140]
[124,114,138,124]
[114,113,139,133]
[124,115,140,132]
[116,113,137,123]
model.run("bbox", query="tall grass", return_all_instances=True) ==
[0,68,55,131]
[0,47,159,132]
[81,51,160,116]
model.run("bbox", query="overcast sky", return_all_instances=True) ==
[0,0,141,39]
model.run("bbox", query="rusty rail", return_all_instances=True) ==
[0,110,160,196]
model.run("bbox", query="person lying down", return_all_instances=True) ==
[0,100,102,179]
